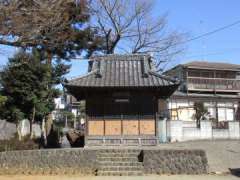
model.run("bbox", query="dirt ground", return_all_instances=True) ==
[0,175,239,180]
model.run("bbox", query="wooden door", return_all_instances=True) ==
[139,119,155,135]
[87,95,156,136]
[87,100,105,136]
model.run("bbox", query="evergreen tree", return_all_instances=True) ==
[0,50,70,135]
[0,0,103,59]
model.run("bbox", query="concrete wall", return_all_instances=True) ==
[183,128,201,141]
[183,121,197,128]
[167,120,240,142]
[143,149,208,174]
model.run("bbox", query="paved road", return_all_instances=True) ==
[158,140,240,173]
[0,175,239,180]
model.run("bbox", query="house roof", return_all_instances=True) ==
[64,54,179,88]
[182,61,240,71]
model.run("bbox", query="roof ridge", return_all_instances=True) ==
[67,70,98,81]
[149,70,180,84]
[183,60,240,66]
[89,53,150,61]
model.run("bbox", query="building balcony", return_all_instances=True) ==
[187,77,240,92]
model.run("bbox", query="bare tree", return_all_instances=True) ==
[90,0,184,70]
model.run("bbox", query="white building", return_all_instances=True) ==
[160,61,240,142]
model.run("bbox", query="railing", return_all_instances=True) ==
[187,77,240,92]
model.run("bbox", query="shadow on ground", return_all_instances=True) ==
[229,168,240,177]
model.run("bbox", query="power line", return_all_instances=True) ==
[185,48,240,59]
[145,19,240,54]
[182,20,240,44]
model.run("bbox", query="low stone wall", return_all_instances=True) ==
[142,149,208,174]
[0,149,98,175]
[0,148,208,175]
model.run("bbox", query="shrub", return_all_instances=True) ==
[0,135,39,152]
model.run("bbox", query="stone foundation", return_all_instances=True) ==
[0,148,208,175]
[142,149,208,174]
[0,149,97,175]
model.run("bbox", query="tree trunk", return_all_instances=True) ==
[65,115,68,128]
[16,120,22,141]
[41,118,47,146]
[30,105,36,139]
[73,116,77,129]
[46,114,53,136]
[45,50,53,139]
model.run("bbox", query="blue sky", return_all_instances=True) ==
[0,0,240,79]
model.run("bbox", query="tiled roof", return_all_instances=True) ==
[65,54,179,88]
[183,61,240,71]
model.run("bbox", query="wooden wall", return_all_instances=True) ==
[86,92,157,136]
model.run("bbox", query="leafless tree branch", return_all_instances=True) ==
[90,0,185,70]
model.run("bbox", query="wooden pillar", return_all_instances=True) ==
[214,70,216,94]
[84,92,88,146]
[215,101,219,123]
[103,99,105,136]
[186,68,189,95]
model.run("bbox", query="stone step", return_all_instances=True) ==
[97,171,143,176]
[97,157,138,162]
[97,152,140,158]
[98,149,141,153]
[99,166,143,172]
[99,161,142,166]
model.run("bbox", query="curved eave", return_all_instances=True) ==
[63,83,180,100]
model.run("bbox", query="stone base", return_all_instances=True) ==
[0,148,208,176]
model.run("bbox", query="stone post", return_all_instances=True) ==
[229,121,240,139]
[157,117,167,143]
[200,121,212,139]
[157,99,169,143]
[168,120,183,142]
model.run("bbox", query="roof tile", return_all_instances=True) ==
[65,54,179,88]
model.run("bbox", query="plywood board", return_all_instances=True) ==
[88,120,104,135]
[140,120,155,135]
[122,120,139,135]
[105,120,121,135]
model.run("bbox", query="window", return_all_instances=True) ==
[115,99,129,103]
[226,109,234,121]
[236,72,240,79]
[188,70,200,77]
[61,97,65,104]
[208,107,216,119]
[201,71,214,78]
[218,108,226,122]
[218,107,234,121]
